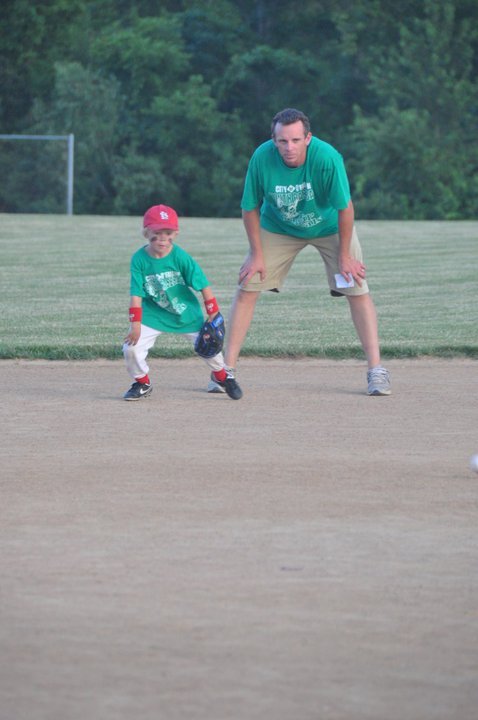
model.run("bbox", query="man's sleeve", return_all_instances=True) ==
[326,154,351,210]
[240,153,263,211]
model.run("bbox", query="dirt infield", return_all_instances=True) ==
[1,358,478,720]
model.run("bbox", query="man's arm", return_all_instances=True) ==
[338,200,366,287]
[239,208,266,286]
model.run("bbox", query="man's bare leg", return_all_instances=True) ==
[347,294,381,369]
[224,288,260,369]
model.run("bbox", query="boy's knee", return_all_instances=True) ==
[122,342,135,359]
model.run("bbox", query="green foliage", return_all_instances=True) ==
[346,0,478,219]
[0,0,85,129]
[89,12,189,112]
[180,2,245,86]
[0,0,477,218]
[216,46,322,145]
[111,152,173,216]
[147,75,250,216]
[28,62,125,214]
[350,104,475,220]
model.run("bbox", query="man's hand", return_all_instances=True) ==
[339,255,366,288]
[239,253,266,286]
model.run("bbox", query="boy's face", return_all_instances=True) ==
[146,229,177,257]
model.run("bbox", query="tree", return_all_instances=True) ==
[343,0,478,218]
[214,0,349,146]
[1,0,477,217]
[147,75,250,216]
[0,0,85,130]
[89,11,189,119]
[28,62,125,213]
[180,0,245,88]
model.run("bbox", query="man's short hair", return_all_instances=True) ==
[271,108,311,136]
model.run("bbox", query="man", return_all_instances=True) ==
[224,107,391,397]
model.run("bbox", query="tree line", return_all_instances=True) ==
[1,0,477,219]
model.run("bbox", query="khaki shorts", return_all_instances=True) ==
[241,227,369,296]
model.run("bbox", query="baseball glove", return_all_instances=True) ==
[194,312,225,358]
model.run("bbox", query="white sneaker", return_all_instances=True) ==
[367,366,391,396]
[207,373,226,393]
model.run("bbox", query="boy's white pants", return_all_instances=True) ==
[123,323,225,380]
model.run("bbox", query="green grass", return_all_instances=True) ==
[0,214,477,360]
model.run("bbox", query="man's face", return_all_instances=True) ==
[272,120,312,167]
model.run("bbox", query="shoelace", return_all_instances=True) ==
[368,367,388,382]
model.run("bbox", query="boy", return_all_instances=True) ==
[122,204,242,400]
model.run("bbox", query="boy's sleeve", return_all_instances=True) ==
[129,255,146,297]
[178,249,209,291]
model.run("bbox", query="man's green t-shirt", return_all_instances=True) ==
[241,136,351,239]
[129,244,207,333]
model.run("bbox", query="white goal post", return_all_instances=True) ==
[0,133,75,215]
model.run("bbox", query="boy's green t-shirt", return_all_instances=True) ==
[129,244,208,333]
[241,136,351,239]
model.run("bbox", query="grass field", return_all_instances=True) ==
[0,214,476,360]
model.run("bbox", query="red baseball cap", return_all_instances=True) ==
[143,204,179,231]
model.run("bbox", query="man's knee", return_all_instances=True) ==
[237,288,260,305]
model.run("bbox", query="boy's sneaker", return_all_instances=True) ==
[224,368,243,400]
[207,370,243,400]
[367,366,391,396]
[123,381,153,401]
[207,374,226,394]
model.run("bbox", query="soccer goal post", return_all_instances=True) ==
[0,133,75,215]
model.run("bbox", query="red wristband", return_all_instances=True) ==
[205,297,219,314]
[129,307,142,322]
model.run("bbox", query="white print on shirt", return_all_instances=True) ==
[144,272,187,315]
[271,182,322,228]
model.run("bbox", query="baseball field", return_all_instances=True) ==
[1,215,477,720]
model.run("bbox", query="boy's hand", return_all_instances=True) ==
[124,324,141,345]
